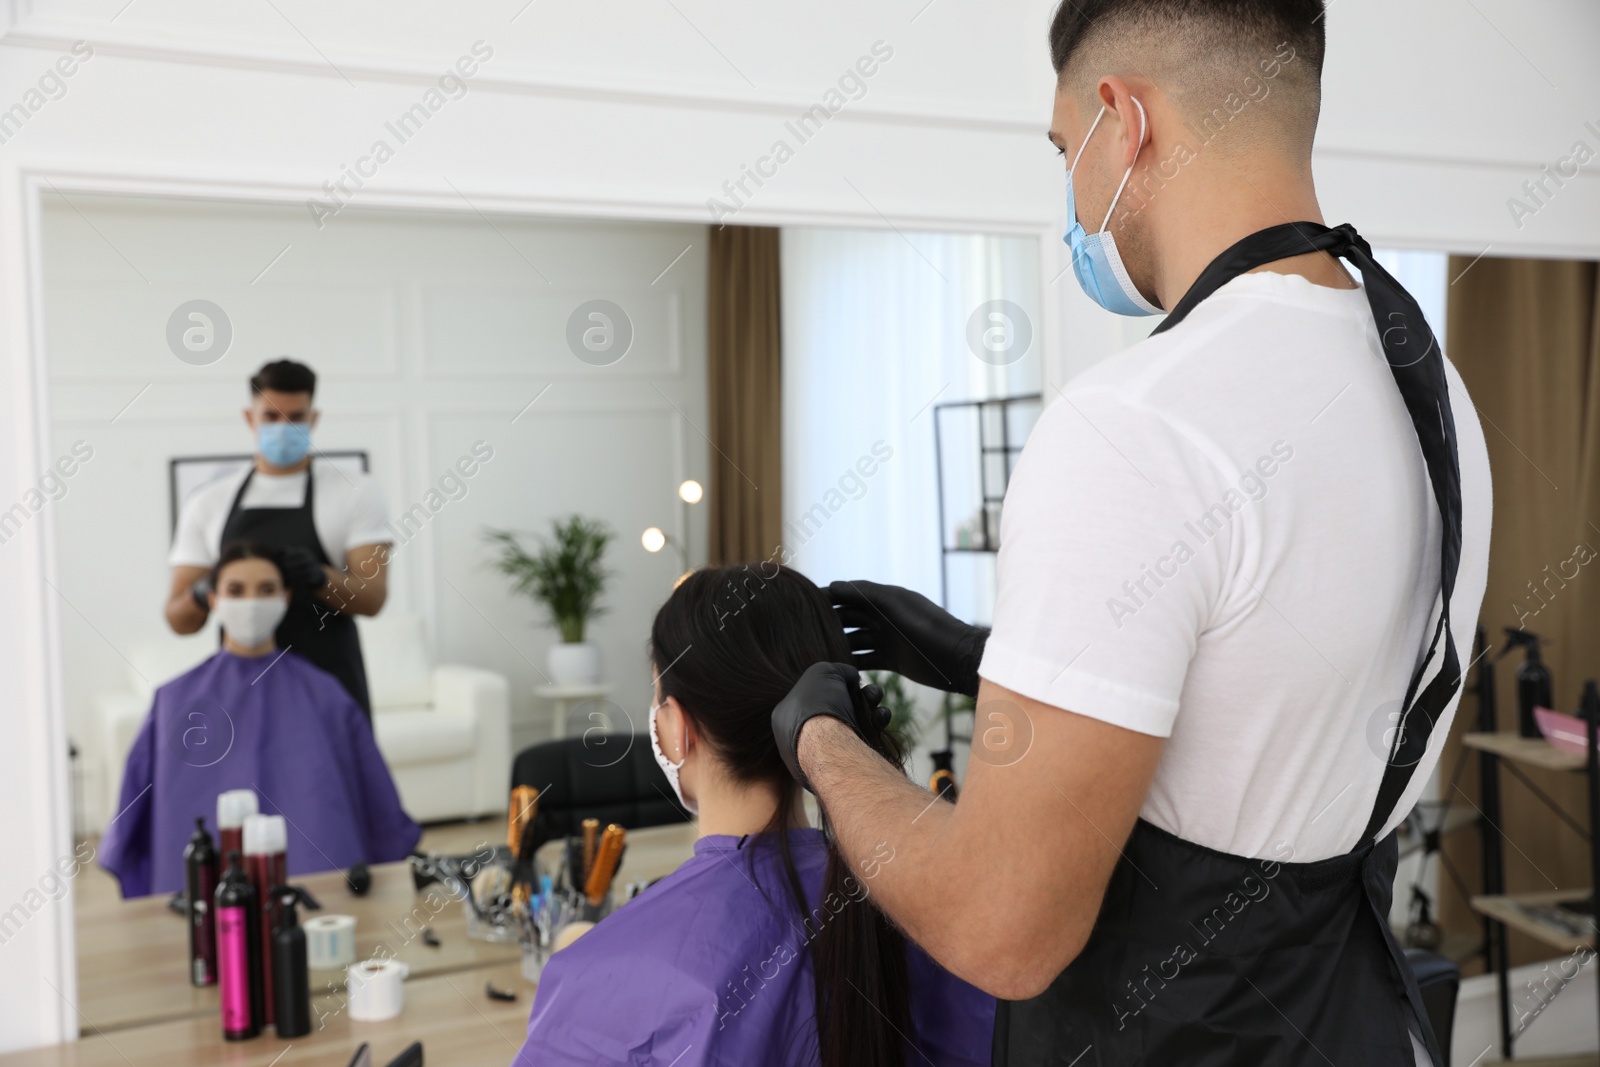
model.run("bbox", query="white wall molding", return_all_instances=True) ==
[0,24,1047,135]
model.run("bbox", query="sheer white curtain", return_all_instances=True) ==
[780,227,1042,620]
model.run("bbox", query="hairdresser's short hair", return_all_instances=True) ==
[1049,0,1327,156]
[250,359,317,397]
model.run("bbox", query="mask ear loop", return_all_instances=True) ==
[1067,105,1108,178]
[646,700,678,767]
[1097,97,1148,234]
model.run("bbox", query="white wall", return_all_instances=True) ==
[41,194,709,833]
[781,227,1043,781]
[2,0,1598,1049]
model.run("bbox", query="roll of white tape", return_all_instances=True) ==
[304,914,357,970]
[347,958,409,1022]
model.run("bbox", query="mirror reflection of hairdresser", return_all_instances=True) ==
[773,2,1492,1065]
[164,360,392,718]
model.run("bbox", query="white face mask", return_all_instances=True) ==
[649,700,696,814]
[215,596,288,649]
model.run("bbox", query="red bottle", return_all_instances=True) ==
[242,814,287,1027]
[216,789,257,861]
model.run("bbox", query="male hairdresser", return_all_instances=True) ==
[165,359,392,717]
[774,2,1492,1064]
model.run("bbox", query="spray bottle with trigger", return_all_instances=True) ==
[1501,628,1553,739]
[270,885,316,1038]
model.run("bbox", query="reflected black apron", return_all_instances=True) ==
[993,223,1462,1067]
[219,466,372,719]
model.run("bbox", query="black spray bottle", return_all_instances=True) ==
[183,816,219,987]
[270,886,314,1038]
[1503,628,1554,739]
[215,852,264,1040]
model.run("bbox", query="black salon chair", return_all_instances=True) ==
[1404,948,1459,1064]
[510,735,691,838]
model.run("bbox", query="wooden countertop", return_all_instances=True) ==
[3,963,534,1067]
[68,820,700,1038]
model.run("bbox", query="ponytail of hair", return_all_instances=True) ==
[649,564,913,1067]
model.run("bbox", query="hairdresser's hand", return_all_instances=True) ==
[772,662,888,792]
[276,545,329,592]
[829,580,989,698]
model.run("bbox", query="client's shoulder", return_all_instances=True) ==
[557,828,828,972]
[527,829,827,1061]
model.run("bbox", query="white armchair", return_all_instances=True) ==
[85,611,510,835]
[358,612,511,823]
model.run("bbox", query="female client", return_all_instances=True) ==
[100,540,419,897]
[514,565,994,1067]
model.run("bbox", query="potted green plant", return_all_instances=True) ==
[485,516,613,686]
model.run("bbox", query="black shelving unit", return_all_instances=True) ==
[931,393,1041,749]
[1465,633,1600,1062]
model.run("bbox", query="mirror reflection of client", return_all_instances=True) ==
[514,566,995,1067]
[100,541,420,898]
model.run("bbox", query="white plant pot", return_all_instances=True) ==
[547,641,601,686]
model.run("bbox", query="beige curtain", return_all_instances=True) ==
[1442,256,1600,968]
[705,226,783,565]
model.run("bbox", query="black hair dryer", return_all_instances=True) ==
[1501,628,1553,739]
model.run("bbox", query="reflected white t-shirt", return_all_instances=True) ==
[168,459,392,569]
[979,271,1491,863]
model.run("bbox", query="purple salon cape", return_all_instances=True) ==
[99,647,421,898]
[514,827,995,1066]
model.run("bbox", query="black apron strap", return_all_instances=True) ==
[1153,222,1464,846]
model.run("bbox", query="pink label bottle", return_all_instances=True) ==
[214,851,262,1040]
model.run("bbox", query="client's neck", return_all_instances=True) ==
[223,635,277,658]
[693,769,811,838]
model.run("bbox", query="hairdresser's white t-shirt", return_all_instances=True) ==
[979,270,1492,863]
[168,459,392,568]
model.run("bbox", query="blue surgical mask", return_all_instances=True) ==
[257,422,313,467]
[1064,99,1163,317]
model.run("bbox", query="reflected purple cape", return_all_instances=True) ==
[99,648,421,897]
[514,828,994,1066]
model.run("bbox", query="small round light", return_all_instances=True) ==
[678,479,704,505]
[641,527,666,553]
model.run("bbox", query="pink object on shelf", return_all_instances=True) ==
[1534,706,1596,756]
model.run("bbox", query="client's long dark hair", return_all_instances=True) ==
[650,563,913,1067]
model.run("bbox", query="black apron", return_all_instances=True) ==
[993,223,1462,1067]
[219,465,372,719]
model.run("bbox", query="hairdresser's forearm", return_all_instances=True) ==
[799,718,996,981]
[801,681,1164,999]
[164,592,207,634]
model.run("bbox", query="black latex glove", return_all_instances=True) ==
[189,575,212,613]
[771,662,888,792]
[276,545,329,591]
[829,579,989,698]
